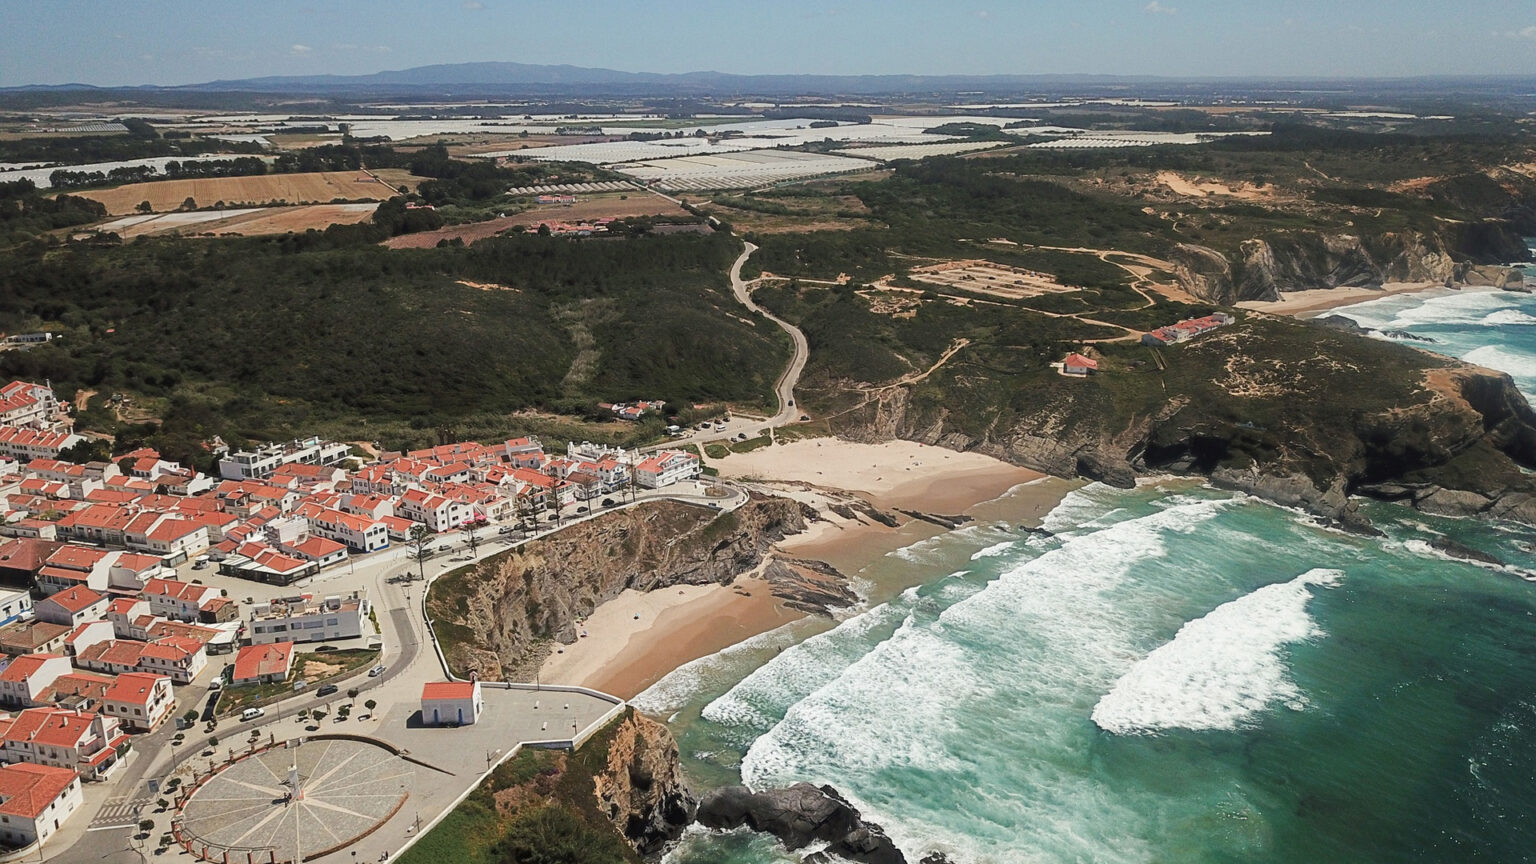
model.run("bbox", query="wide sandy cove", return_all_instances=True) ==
[538,438,1073,699]
[1236,281,1445,317]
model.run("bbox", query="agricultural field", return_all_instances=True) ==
[77,170,394,214]
[95,203,380,238]
[832,141,1007,161]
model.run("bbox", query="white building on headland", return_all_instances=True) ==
[217,437,351,481]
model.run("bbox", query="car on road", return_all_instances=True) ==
[313,645,338,653]
[315,684,338,697]
[602,498,615,507]
[368,664,386,677]
[788,399,794,406]
[241,707,264,721]
[498,526,514,534]
[577,505,589,513]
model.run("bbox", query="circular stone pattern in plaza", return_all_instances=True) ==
[179,738,411,863]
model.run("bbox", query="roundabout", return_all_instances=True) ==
[177,737,411,863]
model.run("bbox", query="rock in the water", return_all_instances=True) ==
[1313,314,1368,334]
[1428,535,1506,567]
[697,783,906,864]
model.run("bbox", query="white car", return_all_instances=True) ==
[368,664,386,678]
[241,707,264,721]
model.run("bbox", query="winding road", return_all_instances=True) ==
[729,241,810,428]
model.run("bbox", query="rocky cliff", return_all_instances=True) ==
[426,496,820,679]
[823,315,1536,532]
[593,710,697,857]
[1170,227,1526,304]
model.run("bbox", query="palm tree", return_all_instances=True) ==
[408,524,433,581]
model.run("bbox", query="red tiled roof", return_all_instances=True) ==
[0,762,78,820]
[421,681,476,701]
[233,642,295,681]
[104,672,168,706]
[41,585,104,615]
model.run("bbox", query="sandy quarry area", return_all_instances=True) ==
[78,171,393,214]
[907,259,1079,299]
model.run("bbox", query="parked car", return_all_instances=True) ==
[241,707,264,722]
[316,684,338,697]
[208,679,222,691]
[313,645,338,653]
[368,664,386,677]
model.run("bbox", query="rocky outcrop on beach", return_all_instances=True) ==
[697,783,906,864]
[426,496,825,678]
[761,556,860,615]
[593,711,697,856]
[1169,228,1526,304]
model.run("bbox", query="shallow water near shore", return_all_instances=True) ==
[645,278,1536,863]
[644,481,1536,863]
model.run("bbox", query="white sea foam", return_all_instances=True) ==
[1091,568,1342,735]
[629,622,804,717]
[739,496,1237,863]
[1462,345,1536,381]
[700,602,908,734]
[969,540,1016,560]
[1483,309,1536,326]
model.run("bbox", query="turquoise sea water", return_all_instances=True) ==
[642,264,1536,864]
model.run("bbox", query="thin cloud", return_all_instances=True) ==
[462,1,484,8]
[1495,25,1536,39]
[290,43,313,54]
[1144,1,1177,15]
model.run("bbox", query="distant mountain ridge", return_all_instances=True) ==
[6,62,1534,100]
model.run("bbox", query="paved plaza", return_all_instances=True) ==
[178,738,411,863]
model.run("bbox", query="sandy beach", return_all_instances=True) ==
[538,576,799,700]
[711,438,1043,512]
[538,437,1075,697]
[1236,281,1444,317]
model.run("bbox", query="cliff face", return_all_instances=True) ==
[427,496,813,678]
[593,711,696,857]
[1171,227,1525,304]
[825,322,1536,531]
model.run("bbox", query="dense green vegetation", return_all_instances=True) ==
[397,712,640,864]
[0,229,784,465]
[0,179,106,241]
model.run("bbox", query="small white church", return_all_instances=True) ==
[420,680,483,727]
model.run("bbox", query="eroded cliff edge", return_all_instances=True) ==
[822,313,1536,532]
[426,495,852,679]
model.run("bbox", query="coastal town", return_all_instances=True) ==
[0,378,713,860]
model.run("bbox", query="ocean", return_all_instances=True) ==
[638,259,1536,864]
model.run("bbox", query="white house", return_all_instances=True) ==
[633,450,701,489]
[0,587,32,628]
[0,762,83,848]
[217,437,349,481]
[100,673,175,732]
[140,578,222,623]
[0,655,71,708]
[309,508,389,553]
[32,587,108,629]
[231,642,296,686]
[396,489,473,533]
[246,592,369,645]
[0,707,128,781]
[420,681,483,727]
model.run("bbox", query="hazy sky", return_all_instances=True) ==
[4,0,1535,86]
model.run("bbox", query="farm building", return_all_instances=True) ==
[1061,354,1099,377]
